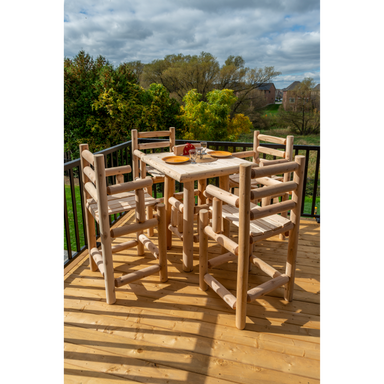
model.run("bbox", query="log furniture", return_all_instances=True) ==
[229,130,294,240]
[131,128,176,236]
[139,150,253,272]
[79,144,168,305]
[199,156,306,329]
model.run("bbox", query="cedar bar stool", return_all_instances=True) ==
[131,128,175,236]
[229,130,294,240]
[80,144,168,305]
[199,156,305,329]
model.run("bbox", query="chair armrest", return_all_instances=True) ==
[106,177,153,195]
[105,165,132,177]
[231,150,255,159]
[204,185,240,208]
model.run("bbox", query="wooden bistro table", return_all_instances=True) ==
[140,150,252,272]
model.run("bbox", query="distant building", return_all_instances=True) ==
[233,82,276,108]
[257,83,276,106]
[282,81,320,111]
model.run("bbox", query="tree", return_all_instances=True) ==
[179,89,252,142]
[141,52,281,117]
[64,51,112,157]
[142,52,219,102]
[64,51,184,158]
[277,78,320,135]
[125,60,145,83]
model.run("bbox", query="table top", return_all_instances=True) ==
[141,150,252,183]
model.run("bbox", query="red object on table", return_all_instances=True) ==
[183,143,195,156]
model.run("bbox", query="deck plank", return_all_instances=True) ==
[64,215,320,383]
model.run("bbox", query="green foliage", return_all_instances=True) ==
[64,51,184,158]
[180,89,252,141]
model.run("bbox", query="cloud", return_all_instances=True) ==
[64,0,320,88]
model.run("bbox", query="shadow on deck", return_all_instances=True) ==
[64,212,320,384]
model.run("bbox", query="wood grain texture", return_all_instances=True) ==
[65,209,320,384]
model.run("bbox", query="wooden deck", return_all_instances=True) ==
[64,211,320,383]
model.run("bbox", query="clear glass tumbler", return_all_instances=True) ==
[201,141,207,155]
[189,149,197,164]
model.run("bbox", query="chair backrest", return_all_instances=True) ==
[205,155,305,234]
[246,156,305,225]
[254,130,294,170]
[131,128,176,179]
[230,130,293,179]
[79,143,134,206]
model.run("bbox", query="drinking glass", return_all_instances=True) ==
[189,149,197,164]
[201,141,207,155]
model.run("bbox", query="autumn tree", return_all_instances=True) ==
[277,78,320,135]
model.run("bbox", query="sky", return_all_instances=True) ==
[64,0,320,89]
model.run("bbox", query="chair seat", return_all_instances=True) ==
[212,203,291,239]
[229,174,283,188]
[229,174,259,188]
[87,191,159,222]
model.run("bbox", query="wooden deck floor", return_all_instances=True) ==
[64,212,320,384]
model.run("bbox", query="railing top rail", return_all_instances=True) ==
[64,138,320,171]
[64,140,133,170]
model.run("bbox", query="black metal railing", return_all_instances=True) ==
[64,141,134,267]
[64,138,320,268]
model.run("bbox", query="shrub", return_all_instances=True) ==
[180,89,252,141]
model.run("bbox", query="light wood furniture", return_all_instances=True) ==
[229,130,294,240]
[229,130,294,189]
[199,156,306,329]
[139,150,252,272]
[80,144,168,305]
[131,128,176,236]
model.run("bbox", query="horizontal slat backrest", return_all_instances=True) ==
[250,161,298,179]
[239,155,305,225]
[254,131,294,167]
[132,127,175,179]
[138,130,172,138]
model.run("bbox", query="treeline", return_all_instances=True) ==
[64,51,280,158]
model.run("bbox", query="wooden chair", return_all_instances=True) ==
[80,144,168,305]
[131,128,176,236]
[229,130,294,240]
[199,156,305,329]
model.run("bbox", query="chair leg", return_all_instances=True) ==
[199,210,210,291]
[147,185,154,237]
[99,227,116,305]
[157,204,168,283]
[136,189,145,256]
[235,164,251,330]
[85,209,98,271]
[284,226,299,302]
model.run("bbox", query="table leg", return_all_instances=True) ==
[219,175,230,253]
[198,179,206,205]
[183,180,195,272]
[164,175,175,250]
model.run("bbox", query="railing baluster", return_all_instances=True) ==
[301,149,310,216]
[64,185,72,261]
[311,148,320,217]
[69,168,80,252]
[78,165,88,247]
